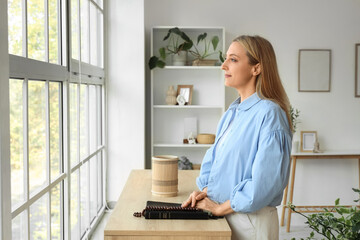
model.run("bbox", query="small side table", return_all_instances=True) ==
[280,151,360,232]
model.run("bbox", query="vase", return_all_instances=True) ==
[172,51,187,66]
[292,140,299,153]
[165,85,177,105]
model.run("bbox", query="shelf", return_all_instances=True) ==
[154,143,213,148]
[151,26,225,164]
[153,105,223,109]
[161,66,222,70]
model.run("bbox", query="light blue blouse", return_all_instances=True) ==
[196,92,293,213]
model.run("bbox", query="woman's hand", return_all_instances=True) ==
[182,187,207,208]
[196,199,234,217]
[195,197,222,216]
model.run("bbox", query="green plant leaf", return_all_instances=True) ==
[219,51,224,63]
[163,31,171,41]
[159,47,166,60]
[178,42,193,51]
[156,60,165,68]
[180,31,192,43]
[335,198,340,206]
[148,56,159,70]
[211,36,219,51]
[197,33,207,45]
[164,27,180,41]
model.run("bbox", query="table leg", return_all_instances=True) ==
[280,157,292,226]
[286,157,297,233]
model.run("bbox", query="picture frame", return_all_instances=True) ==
[300,131,318,152]
[177,85,193,105]
[298,49,331,92]
[355,44,360,97]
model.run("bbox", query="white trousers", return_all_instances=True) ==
[225,206,279,240]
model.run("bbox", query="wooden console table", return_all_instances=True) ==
[280,151,360,232]
[104,169,231,240]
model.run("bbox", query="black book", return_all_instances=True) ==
[133,201,222,220]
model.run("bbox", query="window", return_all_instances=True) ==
[10,79,64,240]
[8,0,61,63]
[7,0,105,239]
[69,83,103,239]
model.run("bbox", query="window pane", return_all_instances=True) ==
[8,0,23,56]
[12,210,27,240]
[51,184,61,240]
[30,193,48,240]
[49,0,59,64]
[89,156,97,221]
[80,163,89,236]
[98,10,104,68]
[89,3,98,66]
[29,80,46,195]
[28,0,46,61]
[80,0,89,63]
[71,0,79,60]
[69,83,78,166]
[50,82,61,181]
[97,152,103,211]
[89,85,97,153]
[80,84,88,160]
[97,85,102,146]
[71,171,79,239]
[10,79,25,208]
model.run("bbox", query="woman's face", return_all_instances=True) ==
[221,42,258,90]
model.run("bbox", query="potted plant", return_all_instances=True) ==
[148,27,193,70]
[290,105,300,152]
[290,105,301,134]
[189,33,223,66]
[288,188,360,240]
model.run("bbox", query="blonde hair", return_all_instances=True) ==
[233,35,293,132]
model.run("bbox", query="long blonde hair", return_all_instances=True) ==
[233,35,293,132]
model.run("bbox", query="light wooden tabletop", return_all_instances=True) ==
[291,150,360,156]
[104,169,231,239]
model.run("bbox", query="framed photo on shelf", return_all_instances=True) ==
[177,85,193,105]
[300,131,318,152]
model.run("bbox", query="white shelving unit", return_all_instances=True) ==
[150,26,225,165]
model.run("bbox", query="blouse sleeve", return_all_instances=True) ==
[229,128,292,213]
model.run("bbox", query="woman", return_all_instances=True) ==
[182,35,293,240]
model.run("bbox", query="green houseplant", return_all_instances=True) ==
[290,105,300,134]
[148,28,225,69]
[288,188,360,240]
[148,27,193,70]
[189,33,222,66]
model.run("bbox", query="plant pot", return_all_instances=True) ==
[172,51,187,66]
[192,59,218,66]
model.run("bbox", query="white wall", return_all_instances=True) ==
[144,0,360,225]
[106,0,145,202]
